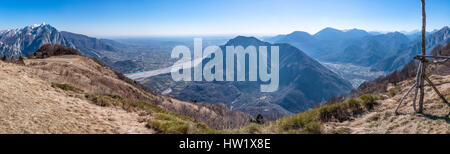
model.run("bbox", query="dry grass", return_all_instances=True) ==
[388,86,402,97]
[5,53,446,134]
[0,62,153,134]
[52,83,84,93]
[235,94,379,134]
[84,93,217,134]
[1,55,248,133]
[26,55,250,130]
[323,76,450,134]
[317,94,377,122]
[236,81,448,134]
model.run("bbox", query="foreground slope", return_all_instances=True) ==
[237,43,450,134]
[0,57,153,133]
[237,74,449,134]
[323,75,449,134]
[0,45,250,133]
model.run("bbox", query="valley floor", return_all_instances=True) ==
[321,62,386,88]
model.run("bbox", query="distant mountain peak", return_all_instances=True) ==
[345,28,363,32]
[345,28,368,34]
[25,22,52,30]
[315,27,342,35]
[385,31,405,36]
[33,22,47,27]
[232,35,259,40]
[314,27,369,40]
[225,36,267,47]
[440,26,449,32]
[322,27,339,31]
[290,31,312,36]
[276,31,315,43]
[0,24,117,57]
[227,36,260,43]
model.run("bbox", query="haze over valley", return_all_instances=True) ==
[1,0,450,135]
[2,23,448,119]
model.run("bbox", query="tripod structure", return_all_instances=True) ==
[394,0,449,115]
[394,55,450,115]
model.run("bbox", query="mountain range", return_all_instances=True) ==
[141,36,353,118]
[267,26,450,72]
[3,39,448,134]
[0,23,117,58]
[1,24,448,119]
[0,23,180,74]
[265,27,372,59]
[372,26,450,72]
[0,44,251,133]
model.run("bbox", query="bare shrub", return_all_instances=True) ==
[30,44,81,59]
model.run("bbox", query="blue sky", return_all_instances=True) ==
[0,0,448,37]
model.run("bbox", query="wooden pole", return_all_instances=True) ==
[395,83,417,114]
[418,0,426,113]
[394,0,449,114]
[423,75,450,105]
[412,62,422,112]
[421,0,426,56]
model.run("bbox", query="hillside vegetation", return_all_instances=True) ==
[236,75,449,134]
[0,44,250,134]
[235,43,450,134]
[1,43,448,134]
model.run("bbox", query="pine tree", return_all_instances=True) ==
[256,114,264,124]
[18,55,25,65]
[27,52,34,59]
[1,55,7,61]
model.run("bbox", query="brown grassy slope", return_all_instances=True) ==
[323,74,450,134]
[235,43,450,134]
[1,44,250,133]
[235,74,449,134]
[0,58,217,134]
[322,42,450,134]
[25,54,250,130]
[0,60,153,133]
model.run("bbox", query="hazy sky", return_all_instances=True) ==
[0,0,449,37]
